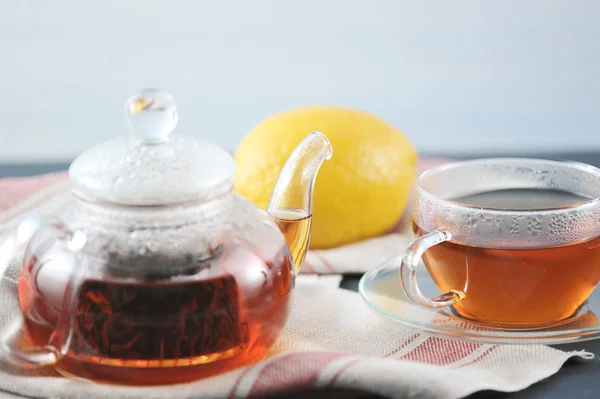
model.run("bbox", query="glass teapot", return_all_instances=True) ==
[0,89,332,385]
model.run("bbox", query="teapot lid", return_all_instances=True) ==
[69,89,236,206]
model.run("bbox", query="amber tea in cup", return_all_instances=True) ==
[401,158,600,327]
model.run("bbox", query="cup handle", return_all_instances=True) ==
[400,228,466,309]
[0,214,86,367]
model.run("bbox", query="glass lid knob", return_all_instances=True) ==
[125,88,178,143]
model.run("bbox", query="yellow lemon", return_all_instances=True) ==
[233,106,418,249]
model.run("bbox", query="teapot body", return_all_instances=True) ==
[18,194,295,385]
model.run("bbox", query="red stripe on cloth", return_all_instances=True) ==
[312,252,336,273]
[400,337,481,366]
[431,318,496,333]
[459,345,499,368]
[299,260,316,274]
[227,365,255,399]
[247,352,347,398]
[0,172,67,212]
[327,357,364,387]
[0,186,66,226]
[383,334,420,357]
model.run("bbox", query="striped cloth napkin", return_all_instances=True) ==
[0,161,594,399]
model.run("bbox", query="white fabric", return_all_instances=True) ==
[0,274,591,399]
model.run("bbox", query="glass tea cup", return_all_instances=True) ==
[401,158,600,327]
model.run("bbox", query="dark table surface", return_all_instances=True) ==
[3,151,600,399]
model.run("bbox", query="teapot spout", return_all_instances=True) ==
[267,132,332,274]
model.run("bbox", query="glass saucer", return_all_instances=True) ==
[358,259,600,345]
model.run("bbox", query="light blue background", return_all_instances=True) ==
[1,0,598,162]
